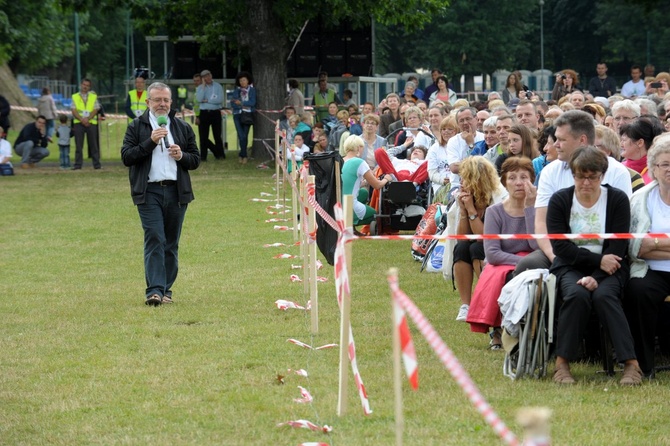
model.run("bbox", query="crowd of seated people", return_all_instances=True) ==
[274,68,670,386]
[308,69,669,386]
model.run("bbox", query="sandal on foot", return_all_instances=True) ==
[553,367,575,385]
[489,328,503,350]
[619,363,643,386]
[162,294,173,304]
[145,294,162,306]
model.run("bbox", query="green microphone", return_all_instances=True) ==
[156,115,169,150]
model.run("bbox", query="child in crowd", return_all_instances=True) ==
[0,126,13,176]
[56,115,71,169]
[287,133,310,173]
[348,112,363,136]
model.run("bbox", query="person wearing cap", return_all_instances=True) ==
[195,69,226,160]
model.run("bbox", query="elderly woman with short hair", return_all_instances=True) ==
[427,115,459,195]
[548,146,641,385]
[627,133,670,378]
[388,106,433,158]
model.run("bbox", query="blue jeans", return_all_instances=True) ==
[46,119,55,139]
[59,144,71,168]
[14,141,50,164]
[137,183,188,298]
[233,113,252,158]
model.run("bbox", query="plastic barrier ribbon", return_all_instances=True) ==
[387,270,519,446]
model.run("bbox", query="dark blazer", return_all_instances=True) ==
[121,109,200,205]
[547,184,630,284]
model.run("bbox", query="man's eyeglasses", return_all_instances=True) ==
[149,98,172,104]
[654,163,670,171]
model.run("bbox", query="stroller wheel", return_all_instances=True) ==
[369,220,377,236]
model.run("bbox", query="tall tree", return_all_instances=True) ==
[0,0,74,73]
[376,0,538,91]
[129,0,447,158]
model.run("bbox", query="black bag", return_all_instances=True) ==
[0,163,14,176]
[240,111,254,126]
[303,151,343,265]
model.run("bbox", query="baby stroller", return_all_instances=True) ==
[500,270,557,380]
[369,180,431,235]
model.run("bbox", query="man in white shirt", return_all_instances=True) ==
[521,110,633,272]
[621,65,646,98]
[446,107,485,189]
[0,126,12,175]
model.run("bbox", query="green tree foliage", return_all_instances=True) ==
[0,0,74,72]
[594,0,670,71]
[376,0,538,81]
[128,0,448,157]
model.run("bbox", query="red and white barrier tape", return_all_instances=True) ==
[304,174,340,233]
[277,419,332,433]
[394,300,419,390]
[334,203,372,415]
[387,270,519,446]
[294,386,314,404]
[275,300,306,311]
[360,232,670,242]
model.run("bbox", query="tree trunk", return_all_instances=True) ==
[241,0,289,160]
[0,62,38,131]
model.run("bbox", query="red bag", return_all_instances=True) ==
[411,203,438,260]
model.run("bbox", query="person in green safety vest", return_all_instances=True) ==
[71,78,101,169]
[177,84,187,111]
[125,77,148,124]
[311,78,341,122]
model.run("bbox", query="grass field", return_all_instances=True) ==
[1,123,669,445]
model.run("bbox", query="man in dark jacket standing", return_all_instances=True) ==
[121,82,200,306]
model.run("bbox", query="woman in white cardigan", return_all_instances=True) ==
[627,133,670,378]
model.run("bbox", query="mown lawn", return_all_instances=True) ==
[1,135,669,445]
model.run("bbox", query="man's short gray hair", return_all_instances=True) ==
[611,99,641,117]
[147,82,171,98]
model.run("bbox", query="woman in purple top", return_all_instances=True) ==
[467,157,538,348]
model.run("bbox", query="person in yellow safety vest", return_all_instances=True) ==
[177,84,187,111]
[311,78,341,122]
[125,77,148,123]
[70,78,101,169]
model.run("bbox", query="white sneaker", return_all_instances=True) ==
[456,304,469,322]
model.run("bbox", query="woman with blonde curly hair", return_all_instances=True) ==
[453,156,509,322]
